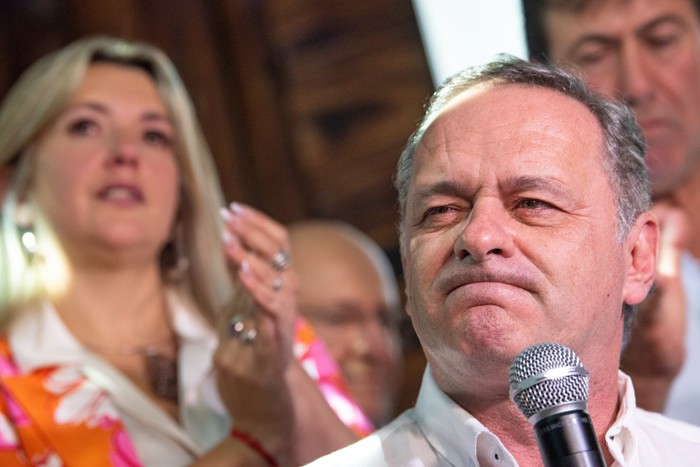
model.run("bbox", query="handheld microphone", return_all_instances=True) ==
[509,342,606,467]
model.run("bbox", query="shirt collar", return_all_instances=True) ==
[165,288,218,396]
[414,365,517,466]
[8,288,219,380]
[604,371,639,464]
[165,289,228,419]
[8,290,227,455]
[9,301,85,372]
[414,367,639,466]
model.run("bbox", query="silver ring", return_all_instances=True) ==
[271,251,291,271]
[272,276,282,291]
[229,316,257,344]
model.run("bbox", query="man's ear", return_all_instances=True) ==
[623,211,658,306]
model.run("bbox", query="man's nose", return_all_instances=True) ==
[453,200,515,262]
[618,43,656,107]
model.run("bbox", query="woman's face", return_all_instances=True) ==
[32,62,180,266]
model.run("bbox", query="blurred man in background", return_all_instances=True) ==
[289,220,405,428]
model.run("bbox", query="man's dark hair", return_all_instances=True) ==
[523,0,700,62]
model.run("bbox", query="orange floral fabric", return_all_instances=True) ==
[0,338,141,466]
[0,318,371,466]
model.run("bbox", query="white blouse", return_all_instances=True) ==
[8,289,229,467]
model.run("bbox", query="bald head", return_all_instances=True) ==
[289,220,404,427]
[290,221,400,310]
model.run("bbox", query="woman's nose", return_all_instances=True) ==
[107,133,139,168]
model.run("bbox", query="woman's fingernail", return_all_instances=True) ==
[222,229,234,245]
[241,259,251,276]
[220,207,234,222]
[229,202,243,214]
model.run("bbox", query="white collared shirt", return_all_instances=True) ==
[307,366,700,466]
[8,289,228,467]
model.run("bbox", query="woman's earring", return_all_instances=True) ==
[163,223,189,282]
[15,202,37,262]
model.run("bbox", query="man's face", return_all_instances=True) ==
[402,84,637,393]
[294,235,403,426]
[543,0,700,196]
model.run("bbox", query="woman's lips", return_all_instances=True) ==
[97,183,144,203]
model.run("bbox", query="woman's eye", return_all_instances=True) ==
[144,130,172,147]
[67,119,98,135]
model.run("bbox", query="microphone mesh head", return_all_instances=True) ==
[509,342,589,420]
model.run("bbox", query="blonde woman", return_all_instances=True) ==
[0,36,360,466]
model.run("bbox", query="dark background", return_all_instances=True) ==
[0,0,435,413]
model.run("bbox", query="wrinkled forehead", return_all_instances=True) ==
[422,82,602,150]
[411,82,606,186]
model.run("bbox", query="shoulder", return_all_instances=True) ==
[304,432,387,467]
[304,410,428,467]
[635,408,700,442]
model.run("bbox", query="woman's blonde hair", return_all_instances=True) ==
[0,36,235,325]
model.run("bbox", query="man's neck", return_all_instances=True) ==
[443,365,620,467]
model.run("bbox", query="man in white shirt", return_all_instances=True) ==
[307,56,700,466]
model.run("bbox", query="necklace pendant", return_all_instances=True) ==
[145,349,179,404]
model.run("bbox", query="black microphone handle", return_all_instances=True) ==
[534,409,606,467]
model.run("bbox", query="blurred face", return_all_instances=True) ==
[402,84,643,395]
[32,63,179,265]
[294,238,403,426]
[543,0,700,196]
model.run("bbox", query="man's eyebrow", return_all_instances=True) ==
[412,180,463,203]
[638,14,687,35]
[414,176,568,195]
[506,175,570,198]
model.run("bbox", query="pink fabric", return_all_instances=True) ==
[294,317,374,436]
